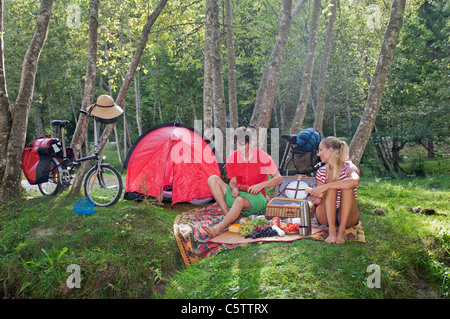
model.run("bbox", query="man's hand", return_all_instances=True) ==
[247,183,264,195]
[231,187,240,197]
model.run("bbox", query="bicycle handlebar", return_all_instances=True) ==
[243,117,271,133]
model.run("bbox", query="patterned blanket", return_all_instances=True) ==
[173,202,365,267]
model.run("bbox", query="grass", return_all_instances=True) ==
[1,154,449,299]
[165,175,449,299]
[0,194,184,298]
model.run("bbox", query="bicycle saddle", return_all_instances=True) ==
[281,134,297,144]
[51,120,69,127]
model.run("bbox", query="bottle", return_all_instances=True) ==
[299,202,311,236]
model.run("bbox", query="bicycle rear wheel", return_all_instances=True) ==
[280,155,298,176]
[83,164,123,207]
[38,157,62,196]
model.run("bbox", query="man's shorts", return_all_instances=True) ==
[224,185,268,216]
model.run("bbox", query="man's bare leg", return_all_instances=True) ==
[207,175,229,214]
[202,196,252,238]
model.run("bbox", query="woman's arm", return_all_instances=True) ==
[312,167,359,196]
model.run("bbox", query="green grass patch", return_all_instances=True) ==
[2,158,450,299]
[0,193,183,298]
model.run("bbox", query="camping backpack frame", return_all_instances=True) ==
[240,118,323,176]
[279,128,323,176]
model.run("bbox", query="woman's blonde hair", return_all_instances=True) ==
[321,136,349,181]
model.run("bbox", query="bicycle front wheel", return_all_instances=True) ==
[83,164,123,207]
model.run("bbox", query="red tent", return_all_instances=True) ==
[123,123,221,205]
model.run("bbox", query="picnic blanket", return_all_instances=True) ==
[173,202,365,267]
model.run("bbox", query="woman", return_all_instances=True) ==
[310,136,360,244]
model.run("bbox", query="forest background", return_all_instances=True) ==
[0,0,448,201]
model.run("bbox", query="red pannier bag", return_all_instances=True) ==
[22,138,64,185]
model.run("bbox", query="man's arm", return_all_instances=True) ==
[247,171,283,195]
[228,176,240,197]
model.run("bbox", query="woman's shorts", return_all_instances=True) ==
[224,185,268,216]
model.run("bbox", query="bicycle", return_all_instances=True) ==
[38,112,123,207]
[242,118,323,176]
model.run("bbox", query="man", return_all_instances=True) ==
[202,127,283,238]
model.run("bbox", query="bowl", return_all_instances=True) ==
[73,197,97,215]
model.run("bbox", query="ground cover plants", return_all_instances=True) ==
[0,158,449,299]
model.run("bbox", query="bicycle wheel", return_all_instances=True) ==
[38,157,62,196]
[83,164,123,207]
[280,155,298,176]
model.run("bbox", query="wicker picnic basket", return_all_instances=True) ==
[265,175,316,219]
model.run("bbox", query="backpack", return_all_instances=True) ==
[296,128,322,152]
[292,128,322,174]
[22,138,73,185]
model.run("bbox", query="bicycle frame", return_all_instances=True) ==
[51,114,107,188]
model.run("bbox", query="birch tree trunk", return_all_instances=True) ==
[0,0,11,183]
[250,0,294,148]
[69,0,99,159]
[211,0,227,162]
[290,0,322,134]
[70,0,168,194]
[134,70,142,136]
[225,0,238,129]
[349,0,407,166]
[313,0,337,134]
[203,0,214,140]
[0,0,53,203]
[250,0,306,129]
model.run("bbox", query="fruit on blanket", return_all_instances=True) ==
[283,222,301,233]
[229,223,241,233]
[239,217,248,224]
[270,217,281,228]
[245,226,278,239]
[238,218,269,236]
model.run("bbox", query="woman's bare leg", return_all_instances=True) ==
[336,188,360,244]
[324,189,338,243]
[314,189,338,243]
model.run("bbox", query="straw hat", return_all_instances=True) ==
[87,95,123,119]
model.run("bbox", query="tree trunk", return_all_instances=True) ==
[290,0,322,134]
[250,0,306,133]
[313,0,337,134]
[69,0,99,159]
[349,0,407,166]
[134,69,142,136]
[250,0,295,148]
[0,0,53,203]
[225,0,238,129]
[70,0,168,195]
[211,0,227,162]
[203,0,214,140]
[0,0,11,183]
